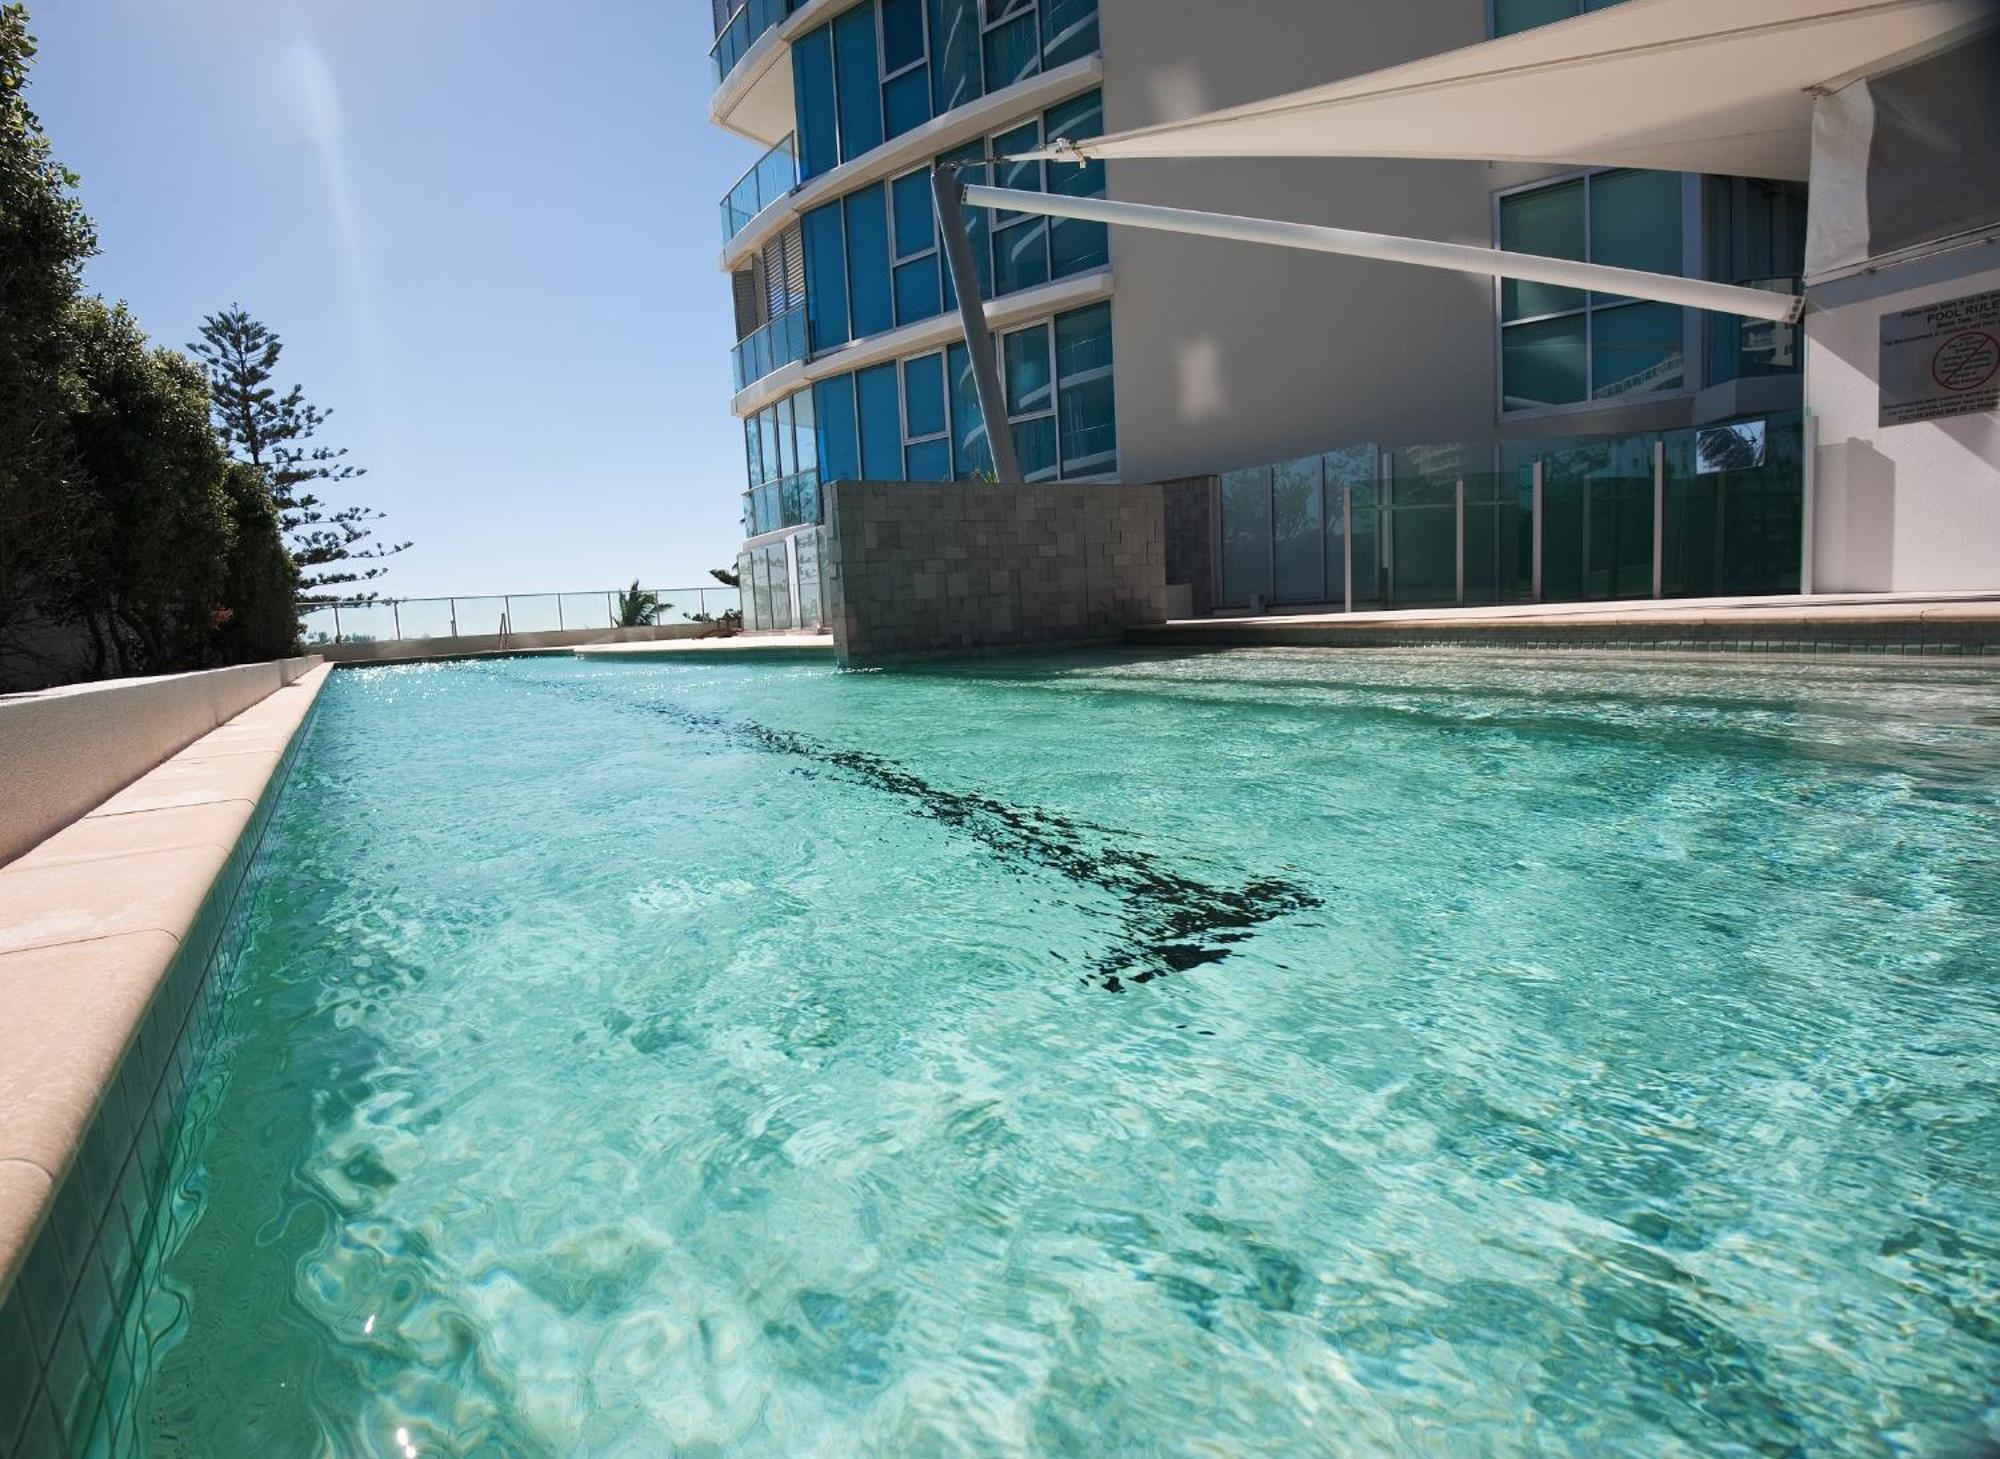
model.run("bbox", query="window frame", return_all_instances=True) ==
[1491,166,1703,421]
[899,348,953,478]
[1000,319,1060,482]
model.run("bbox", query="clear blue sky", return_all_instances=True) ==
[28,0,762,597]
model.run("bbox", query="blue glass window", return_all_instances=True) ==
[1498,169,1685,411]
[982,0,1039,90]
[1040,0,1097,68]
[903,351,951,479]
[802,201,851,352]
[1044,91,1107,276]
[1055,301,1115,475]
[1003,324,1051,416]
[813,373,861,483]
[880,0,931,139]
[843,184,895,338]
[903,351,947,438]
[763,401,788,479]
[947,341,992,479]
[928,0,982,115]
[880,0,926,72]
[891,170,942,325]
[857,363,903,478]
[939,139,990,304]
[1003,321,1057,481]
[793,25,841,181]
[833,3,884,163]
[990,120,1049,294]
[884,70,930,139]
[792,385,819,475]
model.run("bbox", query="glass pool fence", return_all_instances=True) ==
[1219,411,1808,612]
[300,586,744,646]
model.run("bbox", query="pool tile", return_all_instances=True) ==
[0,1294,36,1452]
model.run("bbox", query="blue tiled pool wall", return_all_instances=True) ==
[0,700,324,1459]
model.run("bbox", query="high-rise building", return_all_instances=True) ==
[709,0,1812,629]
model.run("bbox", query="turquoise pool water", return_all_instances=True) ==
[132,650,2000,1457]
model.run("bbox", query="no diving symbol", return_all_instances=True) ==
[1931,330,2000,394]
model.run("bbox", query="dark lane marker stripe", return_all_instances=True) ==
[534,674,1320,991]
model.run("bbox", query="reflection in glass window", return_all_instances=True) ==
[929,0,983,114]
[982,0,1039,89]
[802,202,850,352]
[891,170,943,325]
[857,363,903,479]
[1498,169,1685,412]
[1044,91,1108,275]
[793,26,840,180]
[833,5,884,163]
[843,185,894,338]
[1054,302,1114,476]
[948,342,992,479]
[814,374,860,484]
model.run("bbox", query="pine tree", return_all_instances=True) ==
[190,307,407,604]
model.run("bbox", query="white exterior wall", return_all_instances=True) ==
[1807,259,2000,591]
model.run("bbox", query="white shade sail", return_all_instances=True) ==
[960,185,1807,322]
[1012,0,1993,181]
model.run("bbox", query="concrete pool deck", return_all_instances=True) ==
[0,662,331,1309]
[1129,590,2000,656]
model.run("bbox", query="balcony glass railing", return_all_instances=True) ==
[710,0,794,87]
[731,304,808,392]
[742,468,824,538]
[720,136,797,244]
[1706,275,1803,386]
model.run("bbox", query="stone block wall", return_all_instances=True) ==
[824,481,1167,666]
[1161,475,1220,616]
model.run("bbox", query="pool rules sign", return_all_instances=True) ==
[1879,287,2000,427]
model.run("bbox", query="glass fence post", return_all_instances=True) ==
[1342,485,1354,614]
[1652,439,1666,600]
[1800,412,1818,596]
[1531,460,1545,603]
[1455,479,1467,608]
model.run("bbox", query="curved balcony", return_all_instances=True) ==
[710,0,795,88]
[720,136,797,245]
[731,304,809,392]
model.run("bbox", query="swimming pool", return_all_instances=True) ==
[127,650,1999,1455]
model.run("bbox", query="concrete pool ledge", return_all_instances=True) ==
[573,632,835,662]
[0,661,332,1308]
[1128,591,2000,655]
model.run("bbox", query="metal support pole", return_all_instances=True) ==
[1799,411,1818,596]
[392,600,401,640]
[933,164,1023,484]
[1652,439,1666,599]
[1342,485,1354,614]
[1531,460,1544,603]
[1379,451,1395,608]
[557,595,565,630]
[1455,478,1466,607]
[332,602,342,643]
[449,597,458,637]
